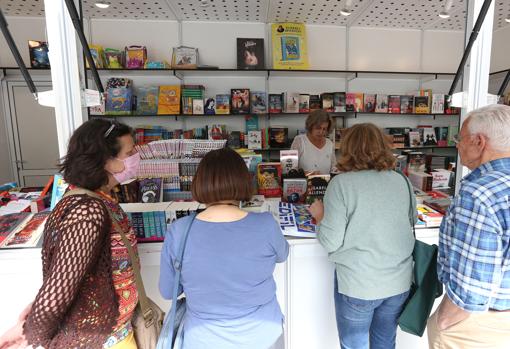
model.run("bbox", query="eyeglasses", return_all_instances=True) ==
[104,123,115,138]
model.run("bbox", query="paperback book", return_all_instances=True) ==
[231,89,250,114]
[251,91,267,114]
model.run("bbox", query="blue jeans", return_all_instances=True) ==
[334,273,409,349]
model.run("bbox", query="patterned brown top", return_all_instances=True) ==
[23,194,125,349]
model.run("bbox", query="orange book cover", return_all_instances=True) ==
[157,85,181,115]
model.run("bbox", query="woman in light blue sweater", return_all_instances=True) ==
[310,123,416,349]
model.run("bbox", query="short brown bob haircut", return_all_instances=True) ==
[337,123,396,172]
[305,110,333,133]
[192,147,253,204]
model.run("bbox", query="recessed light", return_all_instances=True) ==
[438,11,450,19]
[340,8,352,16]
[95,2,110,9]
[505,17,510,23]
[200,0,210,7]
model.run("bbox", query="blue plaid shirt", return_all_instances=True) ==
[438,158,510,312]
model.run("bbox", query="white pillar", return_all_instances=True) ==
[43,0,86,158]
[456,0,495,188]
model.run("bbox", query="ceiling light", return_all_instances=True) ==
[199,0,210,7]
[94,2,110,9]
[439,11,450,19]
[340,8,352,16]
[505,17,510,23]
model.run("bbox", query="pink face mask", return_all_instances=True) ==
[113,152,140,184]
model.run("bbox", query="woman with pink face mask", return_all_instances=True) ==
[0,119,142,349]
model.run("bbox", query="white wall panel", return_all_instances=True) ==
[490,26,510,73]
[0,16,46,67]
[306,25,347,70]
[422,30,464,73]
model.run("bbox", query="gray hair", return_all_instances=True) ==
[466,104,510,152]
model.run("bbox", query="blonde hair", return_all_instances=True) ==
[337,123,396,172]
[305,110,333,133]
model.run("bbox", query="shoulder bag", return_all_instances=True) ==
[394,171,444,337]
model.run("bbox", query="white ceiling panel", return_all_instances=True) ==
[0,0,509,31]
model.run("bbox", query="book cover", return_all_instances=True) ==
[345,93,356,112]
[29,40,50,68]
[431,94,445,114]
[231,89,250,114]
[50,174,69,210]
[435,127,449,147]
[251,91,267,114]
[269,127,288,148]
[309,95,321,111]
[157,85,181,115]
[388,95,401,114]
[257,163,282,197]
[204,97,216,115]
[422,127,438,146]
[136,86,159,115]
[353,93,364,112]
[408,131,421,147]
[299,94,310,113]
[285,92,300,113]
[192,99,204,115]
[106,87,132,115]
[408,152,426,172]
[400,95,414,114]
[321,93,334,112]
[245,114,259,132]
[277,202,316,238]
[269,94,283,113]
[375,94,388,113]
[138,178,163,203]
[333,92,346,112]
[237,38,265,69]
[228,131,242,148]
[414,96,430,114]
[305,175,330,205]
[272,23,309,69]
[283,178,307,203]
[248,130,262,149]
[2,212,50,248]
[363,94,376,113]
[215,94,230,114]
[447,125,459,146]
[0,213,31,246]
[280,149,299,175]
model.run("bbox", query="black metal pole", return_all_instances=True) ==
[448,0,493,96]
[0,10,38,97]
[63,0,104,94]
[497,69,510,97]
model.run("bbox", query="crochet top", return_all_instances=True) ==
[23,193,139,349]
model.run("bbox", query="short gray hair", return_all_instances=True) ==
[466,104,510,152]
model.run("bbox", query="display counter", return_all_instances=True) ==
[0,227,440,349]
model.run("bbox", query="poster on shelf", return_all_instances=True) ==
[271,23,309,70]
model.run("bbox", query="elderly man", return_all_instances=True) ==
[427,104,510,348]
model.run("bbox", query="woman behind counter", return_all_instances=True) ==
[310,123,416,349]
[290,110,336,175]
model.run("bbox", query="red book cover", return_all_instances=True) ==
[388,95,401,114]
[257,163,282,197]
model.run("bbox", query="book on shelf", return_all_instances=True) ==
[431,169,452,189]
[271,23,309,70]
[231,89,250,114]
[400,95,414,114]
[333,92,346,113]
[282,178,307,204]
[299,94,310,113]
[305,174,330,205]
[248,130,262,149]
[352,93,364,112]
[408,131,421,147]
[431,94,445,114]
[421,126,438,146]
[136,86,159,115]
[416,203,443,227]
[345,93,356,112]
[280,150,299,175]
[251,91,267,114]
[257,162,282,197]
[285,92,300,113]
[269,127,288,148]
[447,125,459,146]
[237,38,265,70]
[363,94,376,113]
[245,114,259,132]
[157,85,180,115]
[138,178,163,203]
[269,94,283,113]
[435,126,449,147]
[388,95,401,114]
[227,131,242,148]
[414,96,430,114]
[204,97,216,115]
[321,93,334,112]
[215,94,230,114]
[50,174,69,210]
[375,94,388,113]
[407,151,427,172]
[408,171,433,192]
[309,95,321,111]
[192,99,204,115]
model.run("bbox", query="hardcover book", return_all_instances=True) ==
[435,127,449,147]
[345,93,356,112]
[414,96,430,114]
[245,114,259,132]
[363,94,376,113]
[157,85,181,115]
[283,178,307,204]
[432,94,445,114]
[257,162,282,197]
[333,92,346,112]
[138,178,163,203]
[192,99,204,115]
[136,86,159,115]
[375,94,388,113]
[215,94,231,115]
[251,91,267,114]
[204,97,216,115]
[285,92,300,113]
[269,94,283,113]
[231,89,250,114]
[388,95,401,114]
[269,127,288,148]
[280,150,299,175]
[321,93,334,112]
[299,94,310,113]
[353,93,364,112]
[305,175,330,205]
[400,95,414,114]
[422,127,438,146]
[248,130,262,149]
[309,95,321,111]
[237,38,265,69]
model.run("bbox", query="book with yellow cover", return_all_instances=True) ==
[271,23,309,70]
[157,85,181,115]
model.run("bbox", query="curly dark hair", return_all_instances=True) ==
[59,119,133,191]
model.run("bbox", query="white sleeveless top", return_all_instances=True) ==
[290,134,336,174]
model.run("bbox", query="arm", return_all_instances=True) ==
[268,215,289,263]
[23,200,108,348]
[330,142,337,173]
[159,225,176,300]
[316,180,348,253]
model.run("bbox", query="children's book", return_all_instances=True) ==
[157,85,181,115]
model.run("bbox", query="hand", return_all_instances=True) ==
[436,296,470,331]
[0,321,28,349]
[308,200,324,223]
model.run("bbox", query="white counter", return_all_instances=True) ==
[0,228,440,349]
